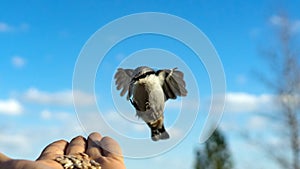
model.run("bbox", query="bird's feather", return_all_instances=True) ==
[160,68,188,100]
[114,68,134,100]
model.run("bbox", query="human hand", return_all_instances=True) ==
[0,132,126,169]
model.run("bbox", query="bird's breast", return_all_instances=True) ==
[133,75,165,116]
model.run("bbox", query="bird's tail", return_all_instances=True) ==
[147,116,170,141]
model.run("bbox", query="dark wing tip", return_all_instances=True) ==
[162,68,188,100]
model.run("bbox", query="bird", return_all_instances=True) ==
[114,66,187,141]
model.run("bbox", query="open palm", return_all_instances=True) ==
[0,132,125,169]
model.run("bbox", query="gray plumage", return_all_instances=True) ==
[114,66,187,141]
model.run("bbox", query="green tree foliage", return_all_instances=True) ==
[194,129,233,169]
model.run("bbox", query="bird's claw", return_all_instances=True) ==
[145,102,150,110]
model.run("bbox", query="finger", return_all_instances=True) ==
[86,132,103,159]
[99,137,123,160]
[0,152,11,163]
[37,139,68,160]
[65,136,86,155]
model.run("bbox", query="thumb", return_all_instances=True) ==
[0,153,11,163]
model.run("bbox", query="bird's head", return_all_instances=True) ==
[131,66,155,83]
[133,66,154,76]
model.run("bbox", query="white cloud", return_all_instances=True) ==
[133,124,147,132]
[224,92,300,114]
[23,88,94,106]
[0,22,29,33]
[165,99,200,110]
[73,90,95,106]
[104,110,146,133]
[0,133,32,157]
[12,56,26,68]
[103,110,186,140]
[220,121,239,132]
[270,15,300,33]
[40,109,71,120]
[41,110,51,119]
[0,119,84,160]
[0,134,29,147]
[246,115,268,130]
[280,94,300,109]
[165,100,182,109]
[168,127,184,139]
[0,22,12,32]
[0,99,23,115]
[225,92,276,113]
[270,15,284,26]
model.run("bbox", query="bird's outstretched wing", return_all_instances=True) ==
[159,68,188,100]
[114,68,134,100]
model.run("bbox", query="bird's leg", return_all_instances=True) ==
[146,122,160,141]
[146,116,169,141]
[158,124,169,140]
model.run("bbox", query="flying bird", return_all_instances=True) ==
[114,66,187,141]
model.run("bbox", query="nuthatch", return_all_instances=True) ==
[114,66,187,141]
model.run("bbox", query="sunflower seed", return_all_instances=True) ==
[55,152,101,169]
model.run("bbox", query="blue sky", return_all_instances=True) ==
[1,1,300,169]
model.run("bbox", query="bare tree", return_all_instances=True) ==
[254,14,300,169]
